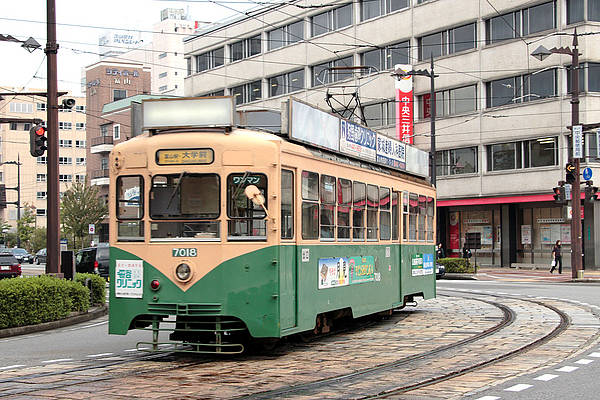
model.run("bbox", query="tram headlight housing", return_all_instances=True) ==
[175,263,192,282]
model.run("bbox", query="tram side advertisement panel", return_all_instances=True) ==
[411,253,434,277]
[318,256,380,289]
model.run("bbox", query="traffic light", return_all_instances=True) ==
[29,125,47,157]
[553,186,566,204]
[585,185,598,202]
[566,162,576,184]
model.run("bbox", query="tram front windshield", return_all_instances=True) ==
[150,173,220,240]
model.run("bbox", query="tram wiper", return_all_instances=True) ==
[167,171,187,210]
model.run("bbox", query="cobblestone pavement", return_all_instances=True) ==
[1,293,598,400]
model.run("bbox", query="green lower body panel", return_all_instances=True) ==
[109,243,436,344]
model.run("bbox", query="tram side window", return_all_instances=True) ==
[367,185,378,240]
[150,173,220,240]
[227,173,267,240]
[302,171,319,239]
[281,170,294,239]
[116,175,144,241]
[402,191,409,241]
[337,178,352,240]
[320,175,336,240]
[380,187,391,240]
[353,182,366,240]
[392,192,399,241]
[418,195,426,241]
[409,192,418,241]
[427,197,435,242]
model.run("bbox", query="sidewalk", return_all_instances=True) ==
[475,266,600,283]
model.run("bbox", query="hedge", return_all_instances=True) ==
[0,275,89,329]
[437,257,477,274]
[75,273,107,306]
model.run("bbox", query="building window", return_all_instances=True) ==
[76,174,86,183]
[267,21,304,50]
[36,103,46,111]
[36,209,47,217]
[58,122,72,130]
[9,103,33,113]
[360,40,409,74]
[420,84,477,118]
[159,85,168,92]
[76,157,86,165]
[23,123,31,131]
[487,1,556,44]
[9,122,17,130]
[37,191,47,199]
[230,80,262,105]
[113,124,121,140]
[76,122,85,130]
[76,140,86,148]
[419,22,476,60]
[436,147,478,176]
[75,105,85,113]
[360,0,408,21]
[101,157,109,170]
[159,71,167,78]
[312,55,353,86]
[269,69,305,97]
[230,35,261,62]
[362,100,395,127]
[59,174,72,183]
[486,69,556,108]
[487,137,558,171]
[113,89,127,101]
[100,124,110,136]
[37,156,47,165]
[59,139,72,147]
[158,52,167,59]
[186,57,192,75]
[37,174,47,182]
[311,3,353,37]
[195,47,225,72]
[59,157,72,165]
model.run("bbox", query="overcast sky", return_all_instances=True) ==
[0,0,251,96]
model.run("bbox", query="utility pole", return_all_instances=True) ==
[16,155,21,248]
[46,0,60,274]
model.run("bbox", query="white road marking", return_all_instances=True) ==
[534,374,558,381]
[124,349,139,352]
[556,366,579,372]
[86,353,114,358]
[575,359,594,365]
[589,352,600,358]
[41,358,73,364]
[0,364,25,370]
[68,321,108,331]
[474,396,500,400]
[505,384,532,392]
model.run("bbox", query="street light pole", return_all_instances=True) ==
[531,30,582,279]
[16,155,21,248]
[46,0,60,274]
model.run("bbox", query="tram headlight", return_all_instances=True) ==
[175,263,192,282]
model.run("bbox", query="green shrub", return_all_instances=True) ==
[437,258,477,274]
[75,273,107,306]
[0,276,89,329]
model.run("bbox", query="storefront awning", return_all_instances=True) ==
[438,193,555,207]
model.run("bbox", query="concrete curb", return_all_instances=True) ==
[440,273,477,280]
[0,305,108,339]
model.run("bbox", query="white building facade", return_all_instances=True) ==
[183,0,600,269]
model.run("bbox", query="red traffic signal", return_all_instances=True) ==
[29,125,47,157]
[552,186,566,204]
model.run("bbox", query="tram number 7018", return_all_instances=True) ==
[172,248,198,257]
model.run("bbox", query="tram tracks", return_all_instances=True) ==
[236,291,570,400]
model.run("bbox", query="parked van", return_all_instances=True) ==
[75,244,109,278]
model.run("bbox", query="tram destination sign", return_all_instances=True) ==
[156,148,214,165]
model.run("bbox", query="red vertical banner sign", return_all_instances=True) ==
[449,211,460,257]
[394,64,414,144]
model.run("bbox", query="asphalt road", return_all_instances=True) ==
[440,280,600,400]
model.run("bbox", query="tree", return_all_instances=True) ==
[31,227,47,252]
[60,180,108,250]
[0,217,11,246]
[17,203,36,249]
